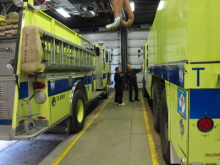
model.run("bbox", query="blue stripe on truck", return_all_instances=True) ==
[190,89,220,119]
[19,76,93,98]
[148,64,184,88]
[48,79,69,96]
[87,76,92,85]
[19,82,29,99]
[0,119,12,125]
[48,76,92,97]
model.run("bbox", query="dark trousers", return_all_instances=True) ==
[115,85,123,104]
[128,81,138,101]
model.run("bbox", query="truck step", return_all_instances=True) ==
[13,127,49,140]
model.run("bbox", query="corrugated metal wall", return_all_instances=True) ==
[82,30,149,88]
[127,31,149,88]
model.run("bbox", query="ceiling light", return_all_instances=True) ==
[56,8,71,18]
[13,0,23,7]
[157,1,165,10]
[89,10,95,16]
[130,2,135,11]
[81,10,96,18]
[70,11,80,16]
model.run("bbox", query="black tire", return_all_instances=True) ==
[70,90,86,133]
[143,79,153,106]
[145,87,153,107]
[160,89,170,163]
[153,80,164,132]
[143,80,148,98]
[102,87,109,99]
[148,97,153,107]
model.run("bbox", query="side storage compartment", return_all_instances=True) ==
[0,39,17,140]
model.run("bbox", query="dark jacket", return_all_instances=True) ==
[114,72,123,88]
[124,69,142,83]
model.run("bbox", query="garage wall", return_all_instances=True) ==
[127,31,149,88]
[81,30,149,88]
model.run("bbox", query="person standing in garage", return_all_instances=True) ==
[114,67,125,106]
[124,64,143,102]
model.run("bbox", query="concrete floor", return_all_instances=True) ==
[0,90,166,165]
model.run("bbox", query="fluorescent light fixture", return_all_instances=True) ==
[56,8,71,18]
[157,1,165,10]
[89,10,96,16]
[130,2,135,11]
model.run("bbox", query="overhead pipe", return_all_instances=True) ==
[106,0,123,31]
[106,0,134,31]
[120,26,128,72]
[120,0,134,28]
[106,16,121,31]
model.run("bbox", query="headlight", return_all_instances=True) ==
[34,91,46,104]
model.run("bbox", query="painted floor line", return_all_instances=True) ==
[52,92,114,165]
[140,91,159,165]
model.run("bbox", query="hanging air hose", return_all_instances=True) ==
[106,0,134,31]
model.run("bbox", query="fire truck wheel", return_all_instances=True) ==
[148,98,153,107]
[153,80,164,132]
[102,87,109,99]
[160,89,170,163]
[143,86,153,107]
[143,80,153,107]
[70,90,86,133]
[143,80,148,98]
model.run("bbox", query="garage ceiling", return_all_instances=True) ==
[0,0,159,32]
[43,0,159,32]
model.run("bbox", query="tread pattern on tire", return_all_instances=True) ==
[153,80,165,132]
[143,80,147,98]
[70,90,86,133]
[160,89,170,164]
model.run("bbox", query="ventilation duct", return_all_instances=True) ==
[106,0,134,31]
[68,0,98,18]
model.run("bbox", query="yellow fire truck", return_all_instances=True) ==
[143,0,220,164]
[0,0,111,140]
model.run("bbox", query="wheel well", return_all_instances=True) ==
[72,80,88,102]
